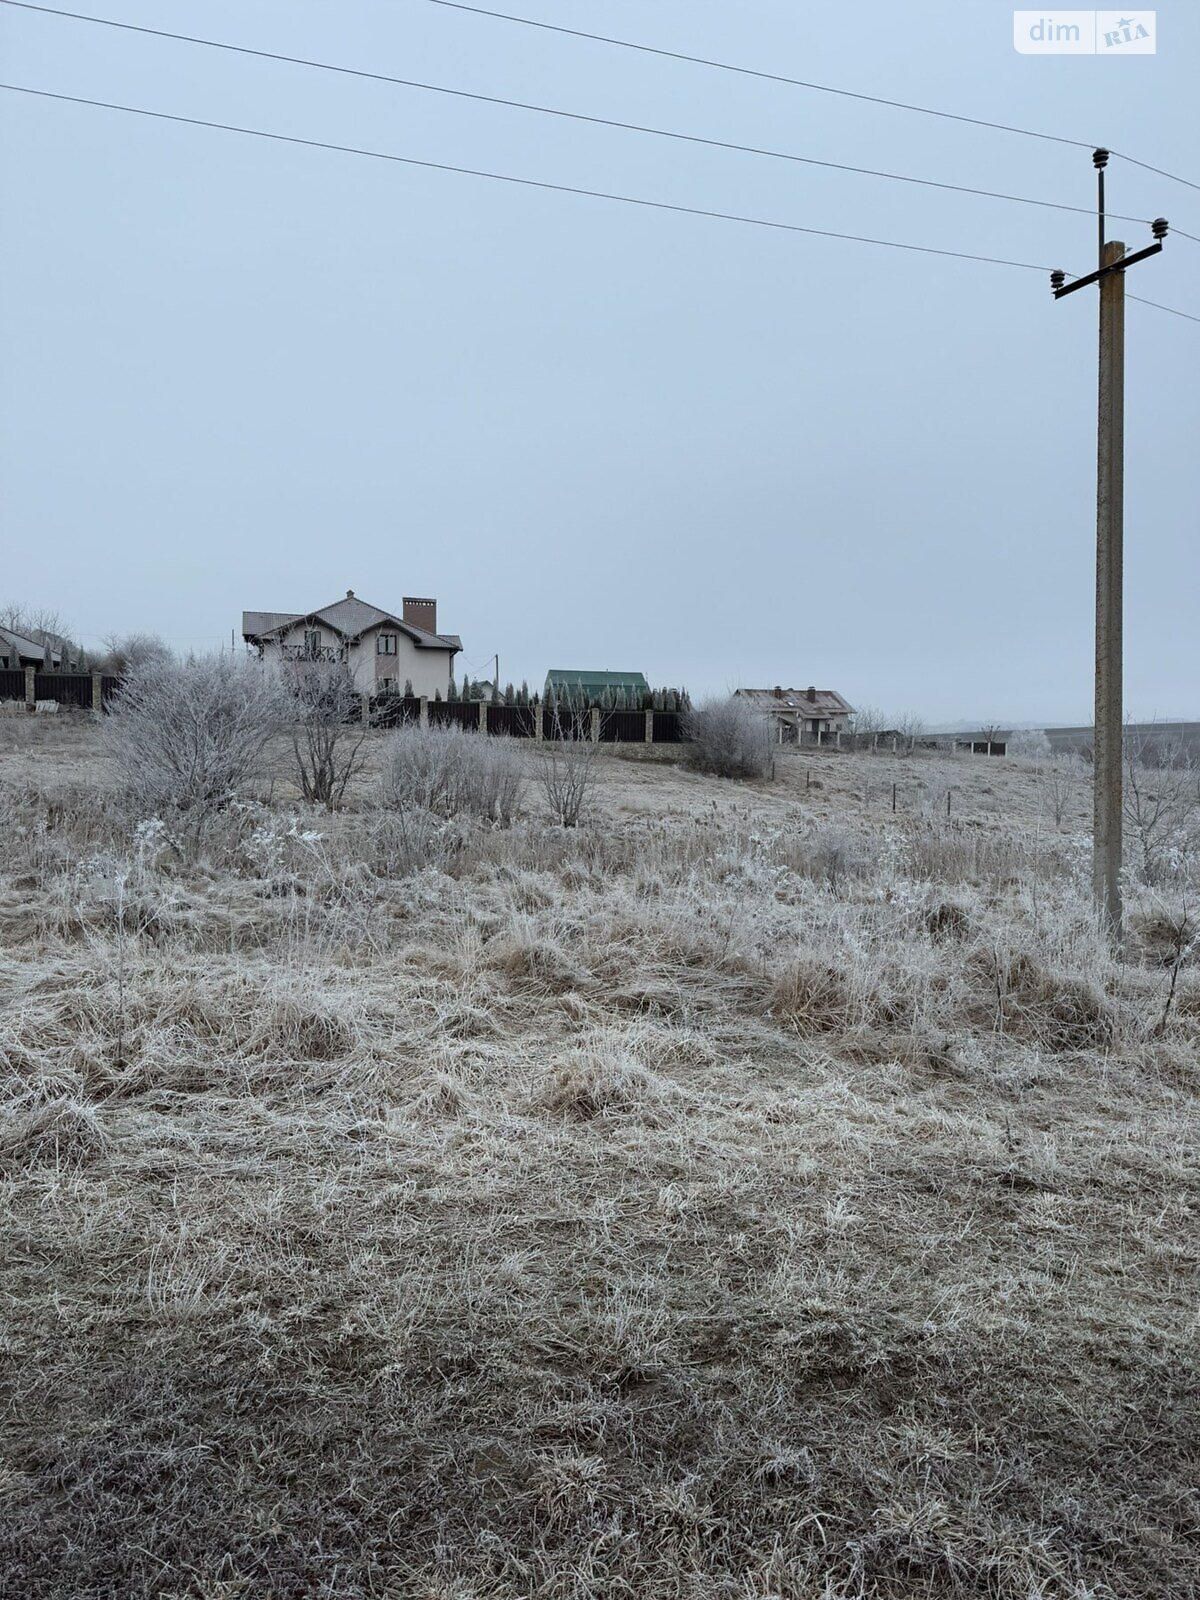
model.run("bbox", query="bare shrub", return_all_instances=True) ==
[1037,753,1088,829]
[538,714,601,826]
[102,656,283,841]
[285,664,369,810]
[381,725,525,823]
[1124,734,1198,886]
[1008,727,1053,760]
[804,826,873,895]
[97,631,173,674]
[681,695,773,780]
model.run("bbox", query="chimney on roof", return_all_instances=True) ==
[773,685,783,699]
[346,589,354,599]
[403,596,437,634]
[806,685,816,700]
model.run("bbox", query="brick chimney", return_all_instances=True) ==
[773,685,783,699]
[806,685,817,701]
[402,596,437,634]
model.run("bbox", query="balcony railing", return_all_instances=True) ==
[281,643,342,664]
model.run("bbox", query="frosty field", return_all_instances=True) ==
[0,717,1196,1599]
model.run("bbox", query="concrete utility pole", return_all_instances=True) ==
[1050,150,1168,939]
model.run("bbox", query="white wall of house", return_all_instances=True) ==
[257,621,453,698]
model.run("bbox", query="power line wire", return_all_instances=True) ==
[1125,293,1200,324]
[5,83,1198,324]
[0,0,1163,231]
[419,0,1095,150]
[0,83,1061,270]
[420,0,1200,199]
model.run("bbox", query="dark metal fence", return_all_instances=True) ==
[0,669,25,703]
[651,710,684,744]
[487,704,537,737]
[371,694,421,729]
[543,707,591,742]
[101,676,121,704]
[600,709,646,743]
[428,699,480,730]
[36,672,92,708]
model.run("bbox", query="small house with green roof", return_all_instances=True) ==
[544,669,650,708]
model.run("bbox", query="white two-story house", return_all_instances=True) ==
[242,591,461,698]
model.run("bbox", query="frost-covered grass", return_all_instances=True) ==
[0,721,1197,1598]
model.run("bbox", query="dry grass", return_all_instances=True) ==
[0,719,1197,1598]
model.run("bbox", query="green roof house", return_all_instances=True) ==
[544,669,650,707]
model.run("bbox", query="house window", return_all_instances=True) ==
[304,629,321,653]
[377,634,397,656]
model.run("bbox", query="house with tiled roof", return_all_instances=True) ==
[242,591,461,698]
[734,686,854,741]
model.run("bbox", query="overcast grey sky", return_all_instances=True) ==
[1,0,1196,721]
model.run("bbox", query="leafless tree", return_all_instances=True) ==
[850,704,887,738]
[538,710,601,826]
[0,602,82,665]
[286,665,371,811]
[103,655,284,842]
[1124,731,1198,886]
[99,632,174,674]
[682,696,773,780]
[1037,754,1088,829]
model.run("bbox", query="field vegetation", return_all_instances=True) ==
[0,696,1196,1598]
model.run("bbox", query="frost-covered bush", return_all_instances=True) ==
[103,656,283,840]
[381,725,525,824]
[682,696,774,780]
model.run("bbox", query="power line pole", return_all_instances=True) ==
[1049,149,1168,940]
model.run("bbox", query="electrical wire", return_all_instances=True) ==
[0,0,1164,231]
[420,1,1200,199]
[0,83,1062,271]
[5,82,1198,323]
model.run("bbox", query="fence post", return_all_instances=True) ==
[644,708,654,744]
[419,695,428,730]
[360,692,371,727]
[590,706,601,743]
[836,729,841,751]
[92,672,102,712]
[534,701,543,742]
[24,665,35,712]
[478,700,488,733]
